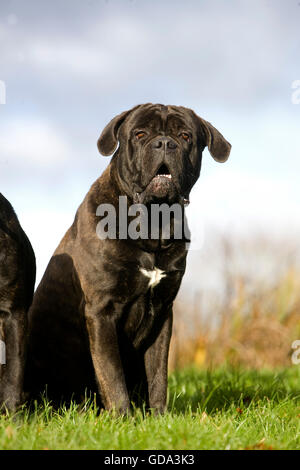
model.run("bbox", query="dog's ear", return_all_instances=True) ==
[97,106,139,156]
[198,117,231,163]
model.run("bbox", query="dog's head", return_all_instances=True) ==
[97,103,231,204]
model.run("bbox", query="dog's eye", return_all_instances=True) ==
[135,131,146,140]
[180,132,191,142]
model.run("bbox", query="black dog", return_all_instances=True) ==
[25,104,231,413]
[0,193,36,411]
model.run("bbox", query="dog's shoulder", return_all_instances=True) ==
[0,193,26,246]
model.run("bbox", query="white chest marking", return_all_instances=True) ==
[140,267,166,288]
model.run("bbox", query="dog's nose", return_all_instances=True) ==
[151,137,178,151]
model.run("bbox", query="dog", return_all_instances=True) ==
[25,103,231,413]
[0,193,36,411]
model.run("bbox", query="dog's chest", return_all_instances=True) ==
[121,260,184,344]
[122,268,168,345]
[139,266,166,288]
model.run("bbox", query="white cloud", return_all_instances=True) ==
[21,209,74,285]
[0,119,71,167]
[1,1,298,106]
[187,166,300,240]
[27,41,112,76]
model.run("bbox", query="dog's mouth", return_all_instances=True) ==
[147,166,190,205]
[134,164,191,205]
[152,164,172,181]
[147,164,174,197]
[133,164,175,204]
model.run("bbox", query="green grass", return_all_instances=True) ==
[0,367,299,450]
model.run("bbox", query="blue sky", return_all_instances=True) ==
[0,0,300,286]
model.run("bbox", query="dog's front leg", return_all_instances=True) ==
[0,311,26,412]
[144,308,173,414]
[85,305,130,414]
